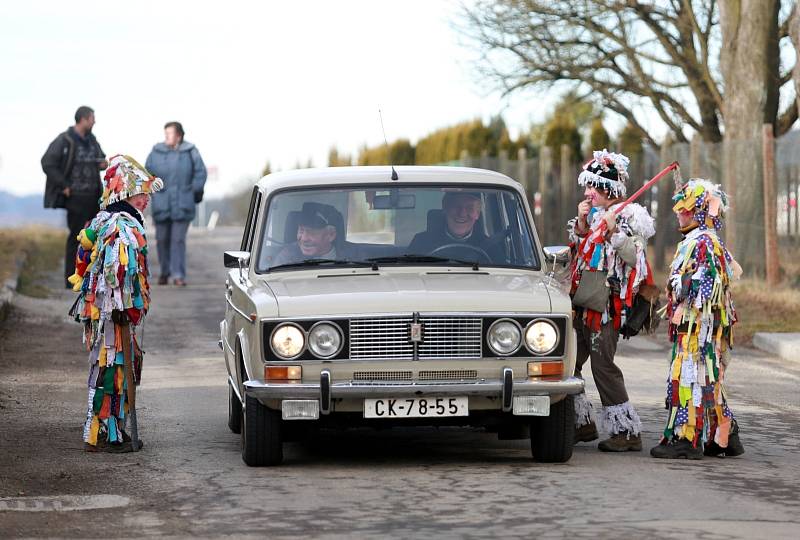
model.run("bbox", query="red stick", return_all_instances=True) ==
[589,161,680,241]
[613,161,680,216]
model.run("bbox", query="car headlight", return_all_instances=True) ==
[307,322,343,358]
[487,319,522,355]
[270,323,305,359]
[525,319,559,355]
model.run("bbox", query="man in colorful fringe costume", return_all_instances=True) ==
[68,155,163,452]
[568,150,655,452]
[650,179,745,459]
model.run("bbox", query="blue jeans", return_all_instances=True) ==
[155,220,191,280]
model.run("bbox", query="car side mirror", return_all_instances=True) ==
[543,245,570,267]
[224,251,250,283]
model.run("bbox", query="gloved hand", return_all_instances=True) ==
[194,190,204,204]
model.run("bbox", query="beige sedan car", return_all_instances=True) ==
[220,166,582,466]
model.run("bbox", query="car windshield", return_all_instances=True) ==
[255,184,540,272]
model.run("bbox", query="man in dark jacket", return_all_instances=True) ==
[407,192,503,264]
[41,106,107,288]
[272,203,361,267]
[145,121,207,286]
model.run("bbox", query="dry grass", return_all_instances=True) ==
[731,279,800,346]
[0,227,66,298]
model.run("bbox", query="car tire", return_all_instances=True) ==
[227,382,242,434]
[530,395,574,463]
[241,394,283,466]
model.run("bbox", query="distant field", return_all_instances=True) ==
[0,227,66,297]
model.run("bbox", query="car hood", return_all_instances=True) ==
[262,269,554,317]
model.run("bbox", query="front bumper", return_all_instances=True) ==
[244,369,584,414]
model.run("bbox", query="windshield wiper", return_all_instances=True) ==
[366,254,479,270]
[270,259,378,271]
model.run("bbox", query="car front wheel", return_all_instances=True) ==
[530,395,574,463]
[241,394,283,466]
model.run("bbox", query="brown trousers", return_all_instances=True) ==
[573,315,630,407]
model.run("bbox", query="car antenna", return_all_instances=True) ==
[379,108,399,180]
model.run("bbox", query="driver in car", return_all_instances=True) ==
[273,205,353,266]
[407,191,503,262]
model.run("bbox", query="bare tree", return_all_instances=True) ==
[460,0,797,144]
[461,0,798,274]
[719,0,781,271]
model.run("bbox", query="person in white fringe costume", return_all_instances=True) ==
[567,149,655,452]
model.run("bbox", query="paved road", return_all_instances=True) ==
[1,226,798,539]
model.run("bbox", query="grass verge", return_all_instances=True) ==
[0,227,66,298]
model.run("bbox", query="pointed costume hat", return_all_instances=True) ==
[100,154,163,209]
[672,178,728,231]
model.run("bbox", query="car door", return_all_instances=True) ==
[225,187,262,390]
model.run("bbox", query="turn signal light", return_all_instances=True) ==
[265,365,302,381]
[527,361,563,377]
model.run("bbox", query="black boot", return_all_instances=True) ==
[650,438,703,460]
[704,420,744,457]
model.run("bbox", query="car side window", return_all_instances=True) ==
[240,187,262,252]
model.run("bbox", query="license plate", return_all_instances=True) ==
[364,397,468,418]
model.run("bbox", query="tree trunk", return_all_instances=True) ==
[719,0,778,275]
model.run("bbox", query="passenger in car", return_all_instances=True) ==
[407,192,504,263]
[272,204,359,266]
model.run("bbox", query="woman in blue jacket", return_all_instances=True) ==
[145,122,207,286]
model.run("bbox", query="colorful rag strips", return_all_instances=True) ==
[661,227,739,447]
[69,209,151,446]
[568,203,654,331]
[672,179,728,232]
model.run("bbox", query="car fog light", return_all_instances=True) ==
[308,322,343,358]
[281,400,319,420]
[527,361,563,377]
[487,319,522,355]
[512,396,550,416]
[265,365,302,380]
[525,319,559,355]
[271,323,305,359]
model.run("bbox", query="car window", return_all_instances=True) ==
[256,185,540,272]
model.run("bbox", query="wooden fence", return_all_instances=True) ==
[451,130,800,278]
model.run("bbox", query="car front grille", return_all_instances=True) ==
[348,316,482,360]
[353,370,413,381]
[418,369,478,381]
[349,317,414,360]
[418,317,482,359]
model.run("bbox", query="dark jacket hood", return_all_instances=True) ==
[67,126,99,145]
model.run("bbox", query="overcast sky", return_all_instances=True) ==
[0,1,568,198]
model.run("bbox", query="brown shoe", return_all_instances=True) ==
[598,432,642,452]
[574,421,599,444]
[158,275,169,285]
[173,278,187,287]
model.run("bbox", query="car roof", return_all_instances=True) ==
[256,166,521,192]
